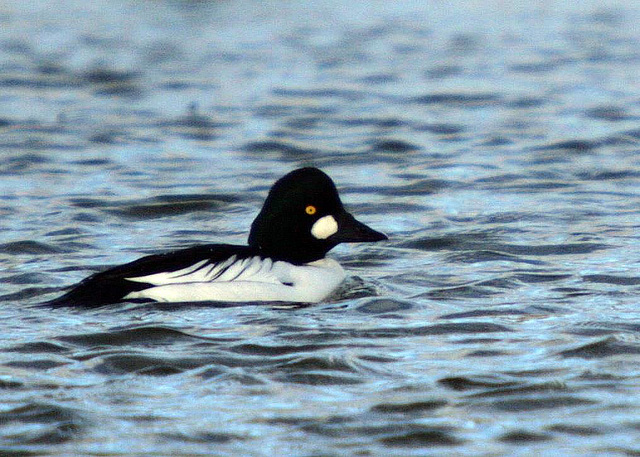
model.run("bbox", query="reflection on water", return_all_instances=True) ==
[1,0,640,455]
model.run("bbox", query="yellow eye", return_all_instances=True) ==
[305,205,317,215]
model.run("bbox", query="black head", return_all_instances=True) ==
[248,167,387,264]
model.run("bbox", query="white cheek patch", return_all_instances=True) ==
[311,215,338,240]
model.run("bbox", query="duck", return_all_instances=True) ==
[48,167,387,306]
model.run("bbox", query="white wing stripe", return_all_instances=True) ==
[124,255,282,286]
[125,259,207,284]
[171,259,209,278]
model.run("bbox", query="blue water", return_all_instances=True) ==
[1,0,640,455]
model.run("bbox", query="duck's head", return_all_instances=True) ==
[248,167,387,264]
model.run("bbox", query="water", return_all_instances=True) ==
[1,0,640,455]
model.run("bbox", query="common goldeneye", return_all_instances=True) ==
[49,167,387,306]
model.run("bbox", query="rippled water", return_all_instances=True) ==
[1,0,640,455]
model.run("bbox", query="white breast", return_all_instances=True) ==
[123,256,345,304]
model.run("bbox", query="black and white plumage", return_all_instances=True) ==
[48,167,387,307]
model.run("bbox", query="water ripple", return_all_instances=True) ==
[1,1,640,455]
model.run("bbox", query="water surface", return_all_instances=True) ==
[1,0,640,455]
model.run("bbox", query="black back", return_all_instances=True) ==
[47,244,258,307]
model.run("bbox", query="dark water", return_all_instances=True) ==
[1,0,640,455]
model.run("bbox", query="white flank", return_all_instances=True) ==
[311,215,338,240]
[123,256,345,303]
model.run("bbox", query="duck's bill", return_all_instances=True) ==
[330,212,388,243]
